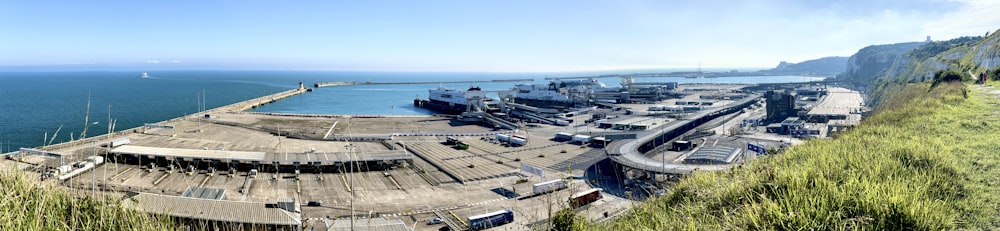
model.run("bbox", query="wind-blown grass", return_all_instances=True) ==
[0,170,174,230]
[584,82,1000,230]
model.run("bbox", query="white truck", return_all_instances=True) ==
[571,135,591,144]
[554,120,570,126]
[107,138,131,148]
[509,137,526,146]
[496,134,511,142]
[532,179,567,195]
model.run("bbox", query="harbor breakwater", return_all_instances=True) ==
[34,86,308,152]
[314,78,534,88]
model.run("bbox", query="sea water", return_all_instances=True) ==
[0,70,823,150]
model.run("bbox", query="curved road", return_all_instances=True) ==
[606,95,761,174]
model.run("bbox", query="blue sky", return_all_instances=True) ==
[1,0,997,72]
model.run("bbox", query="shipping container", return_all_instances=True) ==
[570,188,603,208]
[532,179,567,195]
[468,209,514,230]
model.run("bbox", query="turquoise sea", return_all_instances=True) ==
[0,70,823,151]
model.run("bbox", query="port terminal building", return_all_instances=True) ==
[108,145,413,172]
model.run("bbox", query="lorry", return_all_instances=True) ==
[532,179,567,195]
[554,132,573,141]
[590,137,607,148]
[496,134,511,142]
[571,135,591,144]
[445,136,459,145]
[554,119,570,126]
[569,188,603,208]
[508,137,526,146]
[106,138,131,148]
[85,156,104,165]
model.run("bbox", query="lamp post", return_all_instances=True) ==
[391,105,396,137]
[344,144,358,230]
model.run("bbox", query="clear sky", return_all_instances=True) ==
[1,0,998,72]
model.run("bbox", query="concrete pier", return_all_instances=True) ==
[313,78,533,88]
[31,85,308,152]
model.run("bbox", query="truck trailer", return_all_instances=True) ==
[570,188,603,208]
[532,179,567,195]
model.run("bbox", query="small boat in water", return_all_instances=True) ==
[141,71,149,78]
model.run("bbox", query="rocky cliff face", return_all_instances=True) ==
[837,42,923,85]
[858,29,1000,107]
[970,31,1000,70]
[762,56,848,76]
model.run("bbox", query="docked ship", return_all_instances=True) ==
[414,86,499,114]
[501,79,618,109]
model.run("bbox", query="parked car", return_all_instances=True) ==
[307,201,323,206]
[427,217,443,225]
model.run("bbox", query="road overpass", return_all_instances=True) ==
[605,95,761,174]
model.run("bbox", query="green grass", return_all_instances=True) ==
[0,170,174,230]
[582,82,1000,230]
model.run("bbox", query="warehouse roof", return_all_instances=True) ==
[124,193,301,226]
[683,146,742,164]
[111,145,411,165]
[111,145,266,162]
[326,218,410,231]
[262,150,412,165]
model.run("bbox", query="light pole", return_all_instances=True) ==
[391,105,396,137]
[344,144,357,230]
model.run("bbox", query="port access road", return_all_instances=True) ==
[606,95,761,174]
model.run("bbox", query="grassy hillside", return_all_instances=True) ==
[0,170,174,230]
[866,29,1000,106]
[583,81,1000,230]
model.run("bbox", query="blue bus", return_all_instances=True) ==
[468,209,514,230]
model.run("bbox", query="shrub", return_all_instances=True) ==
[988,68,1000,81]
[0,171,175,230]
[931,70,965,87]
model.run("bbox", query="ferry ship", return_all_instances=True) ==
[501,79,616,108]
[414,86,498,114]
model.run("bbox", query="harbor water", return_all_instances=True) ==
[0,70,823,150]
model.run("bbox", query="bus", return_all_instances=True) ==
[468,209,514,230]
[455,141,470,150]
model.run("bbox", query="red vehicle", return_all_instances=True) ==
[570,188,603,208]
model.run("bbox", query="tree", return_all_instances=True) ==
[551,208,580,231]
[931,70,965,87]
